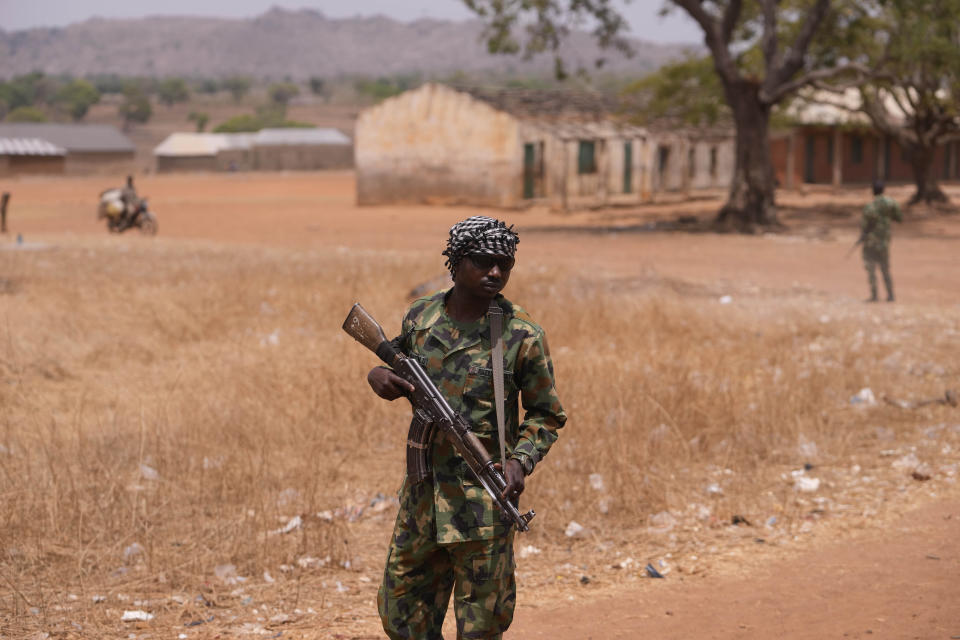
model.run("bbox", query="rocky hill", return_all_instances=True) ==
[0,7,693,79]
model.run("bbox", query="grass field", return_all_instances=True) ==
[1,173,959,638]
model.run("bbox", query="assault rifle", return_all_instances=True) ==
[846,210,880,259]
[342,303,535,532]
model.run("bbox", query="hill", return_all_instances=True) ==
[0,7,693,79]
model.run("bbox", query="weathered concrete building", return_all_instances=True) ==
[154,128,353,173]
[355,83,733,210]
[0,123,133,175]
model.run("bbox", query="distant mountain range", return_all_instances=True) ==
[0,8,695,79]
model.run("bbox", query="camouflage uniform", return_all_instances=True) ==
[378,289,566,640]
[861,194,903,301]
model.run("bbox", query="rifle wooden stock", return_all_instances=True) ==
[342,303,535,532]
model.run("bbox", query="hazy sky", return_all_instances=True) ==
[0,0,702,44]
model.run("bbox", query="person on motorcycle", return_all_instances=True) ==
[120,175,140,224]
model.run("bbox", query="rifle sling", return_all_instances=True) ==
[488,301,507,467]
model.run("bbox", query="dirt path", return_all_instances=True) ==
[513,499,960,639]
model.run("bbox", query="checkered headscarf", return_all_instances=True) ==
[442,215,519,276]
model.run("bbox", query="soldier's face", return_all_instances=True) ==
[455,253,513,299]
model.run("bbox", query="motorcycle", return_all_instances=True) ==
[97,188,159,235]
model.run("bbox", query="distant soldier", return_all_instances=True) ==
[860,180,902,302]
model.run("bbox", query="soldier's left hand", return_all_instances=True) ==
[495,459,525,501]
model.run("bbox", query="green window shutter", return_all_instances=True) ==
[578,140,596,174]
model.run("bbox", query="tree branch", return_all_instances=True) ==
[768,0,830,93]
[672,0,739,86]
[759,0,779,73]
[764,61,871,104]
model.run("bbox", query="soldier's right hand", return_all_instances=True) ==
[367,367,415,401]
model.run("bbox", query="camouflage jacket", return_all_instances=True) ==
[861,195,902,252]
[394,289,566,543]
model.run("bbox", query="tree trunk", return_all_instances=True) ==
[716,82,781,232]
[907,144,949,205]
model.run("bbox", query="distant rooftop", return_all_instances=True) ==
[0,137,67,156]
[154,128,351,157]
[455,84,626,121]
[0,123,134,153]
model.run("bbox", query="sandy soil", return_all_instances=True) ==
[2,172,959,639]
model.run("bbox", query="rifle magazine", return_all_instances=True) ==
[405,408,436,484]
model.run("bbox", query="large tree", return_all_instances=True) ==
[853,0,960,205]
[463,0,865,231]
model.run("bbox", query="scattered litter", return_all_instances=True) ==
[185,616,214,627]
[892,453,921,471]
[271,515,302,536]
[263,570,275,583]
[884,389,958,410]
[797,437,818,460]
[719,295,733,305]
[794,476,821,492]
[611,557,635,570]
[588,473,605,491]
[335,581,349,593]
[92,595,106,603]
[579,575,591,585]
[648,511,677,534]
[214,564,238,584]
[121,610,153,622]
[518,545,541,558]
[645,563,665,579]
[705,482,724,496]
[850,388,877,407]
[564,521,586,538]
[139,464,160,481]
[731,515,751,526]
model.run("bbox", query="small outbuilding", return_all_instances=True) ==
[153,128,353,173]
[0,123,134,174]
[355,83,733,210]
[0,137,67,176]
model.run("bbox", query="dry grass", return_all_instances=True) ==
[1,233,959,637]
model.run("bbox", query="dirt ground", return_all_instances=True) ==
[3,172,960,639]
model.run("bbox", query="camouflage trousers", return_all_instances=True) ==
[863,246,894,301]
[377,480,516,640]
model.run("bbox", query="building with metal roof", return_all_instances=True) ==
[355,83,732,210]
[0,123,134,176]
[153,128,353,173]
[0,136,67,176]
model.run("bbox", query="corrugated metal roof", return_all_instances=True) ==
[255,128,351,146]
[154,133,242,157]
[0,137,67,156]
[0,123,134,153]
[154,128,351,157]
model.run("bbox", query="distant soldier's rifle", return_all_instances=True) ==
[342,303,535,532]
[845,215,878,259]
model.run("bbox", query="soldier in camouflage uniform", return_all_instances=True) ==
[860,180,903,302]
[367,216,567,639]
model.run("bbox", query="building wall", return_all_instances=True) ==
[252,144,353,171]
[156,155,219,173]
[773,127,960,187]
[356,83,522,207]
[65,151,135,175]
[0,155,66,176]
